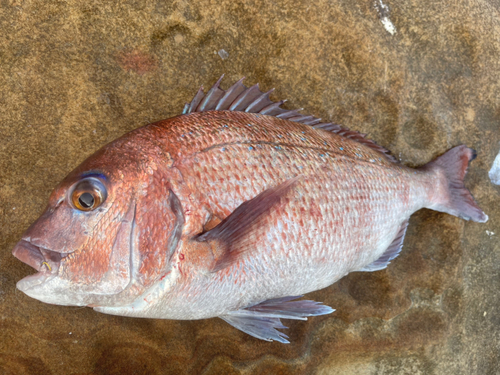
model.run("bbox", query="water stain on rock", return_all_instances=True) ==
[253,361,304,375]
[368,91,400,147]
[339,272,393,309]
[476,105,500,132]
[374,353,436,375]
[0,354,50,375]
[392,308,446,346]
[441,287,463,319]
[400,210,462,293]
[151,24,192,47]
[402,114,438,150]
[94,343,168,375]
[202,356,241,375]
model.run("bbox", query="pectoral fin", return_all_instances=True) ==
[196,177,300,272]
[220,296,334,343]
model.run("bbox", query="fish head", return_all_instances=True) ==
[12,135,181,308]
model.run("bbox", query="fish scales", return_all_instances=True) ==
[151,111,393,167]
[12,77,487,343]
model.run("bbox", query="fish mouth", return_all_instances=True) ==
[12,239,67,276]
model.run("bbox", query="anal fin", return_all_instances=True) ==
[220,296,334,343]
[360,219,409,272]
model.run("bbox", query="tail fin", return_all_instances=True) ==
[423,145,488,223]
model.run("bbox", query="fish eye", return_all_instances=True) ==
[78,192,94,209]
[70,177,107,211]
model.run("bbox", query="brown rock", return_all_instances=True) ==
[0,0,498,373]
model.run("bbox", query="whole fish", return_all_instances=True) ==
[12,76,488,343]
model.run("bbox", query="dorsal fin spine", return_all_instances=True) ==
[246,89,275,113]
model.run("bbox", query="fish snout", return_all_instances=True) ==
[12,239,66,274]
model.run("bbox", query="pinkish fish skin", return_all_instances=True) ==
[12,78,488,343]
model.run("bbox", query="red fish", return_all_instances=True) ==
[12,77,488,343]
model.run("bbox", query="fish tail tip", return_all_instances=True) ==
[424,145,487,223]
[470,148,478,161]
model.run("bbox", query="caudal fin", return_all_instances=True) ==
[423,145,488,223]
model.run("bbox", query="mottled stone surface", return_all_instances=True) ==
[0,0,499,374]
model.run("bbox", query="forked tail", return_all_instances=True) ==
[423,145,488,223]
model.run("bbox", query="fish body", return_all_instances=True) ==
[98,111,427,320]
[12,78,488,343]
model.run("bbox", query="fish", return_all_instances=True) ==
[12,76,488,343]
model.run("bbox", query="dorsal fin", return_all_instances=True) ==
[183,76,397,163]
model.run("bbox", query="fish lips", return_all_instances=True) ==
[12,239,67,291]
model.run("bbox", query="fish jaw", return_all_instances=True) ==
[16,274,90,306]
[13,238,114,307]
[12,240,86,306]
[12,240,65,276]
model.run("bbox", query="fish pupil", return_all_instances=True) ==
[79,192,94,208]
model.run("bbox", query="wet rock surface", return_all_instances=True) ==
[0,0,499,374]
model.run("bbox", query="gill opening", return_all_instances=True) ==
[167,189,185,263]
